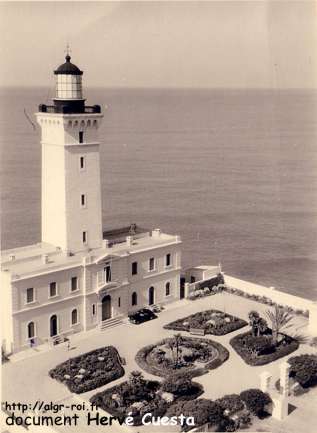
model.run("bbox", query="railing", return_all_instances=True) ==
[38,104,101,114]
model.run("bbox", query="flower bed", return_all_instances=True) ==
[90,371,202,426]
[230,330,299,366]
[49,346,124,393]
[135,336,229,378]
[164,309,247,336]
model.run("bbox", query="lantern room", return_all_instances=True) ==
[54,54,83,99]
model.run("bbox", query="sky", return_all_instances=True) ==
[0,0,316,88]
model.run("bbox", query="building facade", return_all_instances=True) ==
[1,55,182,354]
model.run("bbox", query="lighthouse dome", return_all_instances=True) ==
[54,55,83,76]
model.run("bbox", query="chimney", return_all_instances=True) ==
[126,236,133,246]
[103,239,110,249]
[9,254,15,261]
[42,254,49,264]
[152,228,161,238]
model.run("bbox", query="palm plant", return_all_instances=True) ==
[266,306,294,344]
[174,333,183,367]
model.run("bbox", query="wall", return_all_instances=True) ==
[224,275,313,311]
[1,271,13,353]
[11,266,84,351]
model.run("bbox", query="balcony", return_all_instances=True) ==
[38,104,101,114]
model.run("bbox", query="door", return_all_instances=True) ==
[180,277,185,299]
[148,286,155,305]
[102,295,112,320]
[50,315,58,337]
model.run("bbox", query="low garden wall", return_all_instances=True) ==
[224,275,313,313]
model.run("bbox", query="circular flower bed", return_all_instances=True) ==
[164,309,247,336]
[135,336,229,378]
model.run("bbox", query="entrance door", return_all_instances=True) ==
[180,277,185,299]
[50,315,58,337]
[148,286,155,305]
[102,295,112,320]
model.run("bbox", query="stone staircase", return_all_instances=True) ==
[99,315,125,331]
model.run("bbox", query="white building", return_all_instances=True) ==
[1,54,182,354]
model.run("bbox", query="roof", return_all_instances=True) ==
[1,230,181,281]
[54,55,83,75]
[103,224,149,245]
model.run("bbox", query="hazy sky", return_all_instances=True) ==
[1,1,316,88]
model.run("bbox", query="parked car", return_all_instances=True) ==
[128,308,157,324]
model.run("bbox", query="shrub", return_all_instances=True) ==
[216,394,244,415]
[288,354,317,388]
[161,376,203,399]
[240,389,271,417]
[166,398,223,431]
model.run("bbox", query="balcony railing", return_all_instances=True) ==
[38,104,101,114]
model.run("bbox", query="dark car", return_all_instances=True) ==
[128,308,157,324]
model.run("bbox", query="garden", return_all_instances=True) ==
[135,334,229,378]
[230,307,299,366]
[90,370,272,430]
[164,309,247,336]
[49,346,124,393]
[90,370,202,426]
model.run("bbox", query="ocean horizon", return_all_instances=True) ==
[1,87,317,300]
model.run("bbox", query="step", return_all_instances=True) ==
[100,315,124,331]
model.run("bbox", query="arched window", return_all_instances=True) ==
[165,282,171,296]
[132,292,138,306]
[27,321,35,339]
[71,308,78,325]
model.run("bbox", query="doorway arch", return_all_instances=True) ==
[102,295,112,321]
[50,315,58,337]
[148,286,155,306]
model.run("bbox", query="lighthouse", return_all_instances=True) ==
[36,53,104,254]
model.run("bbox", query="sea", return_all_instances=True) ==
[1,87,317,301]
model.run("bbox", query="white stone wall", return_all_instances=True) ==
[1,271,14,353]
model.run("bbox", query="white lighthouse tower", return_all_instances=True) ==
[36,53,104,253]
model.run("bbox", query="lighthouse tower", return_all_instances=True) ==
[36,53,104,254]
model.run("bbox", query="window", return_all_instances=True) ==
[149,257,155,271]
[165,282,171,296]
[81,194,86,207]
[190,276,196,284]
[26,287,34,303]
[71,309,78,325]
[166,253,171,267]
[118,297,121,308]
[132,292,138,306]
[79,131,84,143]
[92,304,96,316]
[82,231,87,244]
[49,282,57,298]
[104,264,111,283]
[27,322,35,339]
[71,276,78,291]
[79,156,85,170]
[132,261,138,275]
